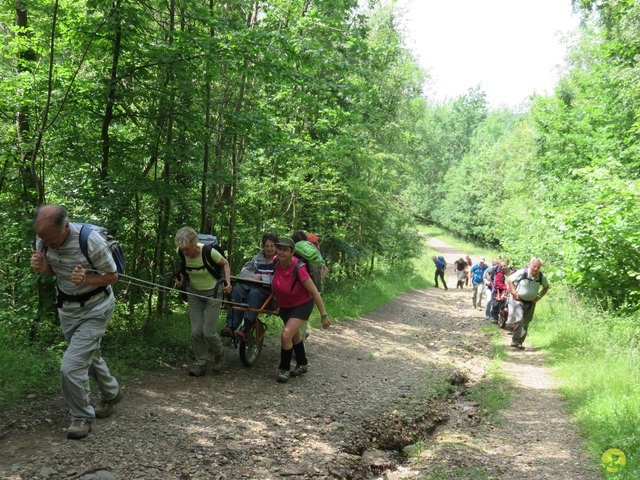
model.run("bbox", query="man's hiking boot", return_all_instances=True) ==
[220,326,233,337]
[95,389,124,418]
[290,364,308,377]
[67,419,92,439]
[188,364,206,377]
[210,349,226,372]
[276,369,290,383]
[510,342,525,350]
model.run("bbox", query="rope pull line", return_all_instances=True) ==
[115,272,232,304]
[39,262,249,306]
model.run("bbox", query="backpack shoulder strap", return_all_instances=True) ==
[78,224,96,270]
[179,249,187,276]
[521,267,543,283]
[201,243,218,278]
[290,259,307,291]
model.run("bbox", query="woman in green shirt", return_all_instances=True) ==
[175,227,232,376]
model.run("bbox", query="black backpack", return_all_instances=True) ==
[42,223,125,308]
[42,222,125,276]
[79,224,125,276]
[513,266,545,291]
[521,266,545,285]
[179,233,225,280]
[487,264,503,285]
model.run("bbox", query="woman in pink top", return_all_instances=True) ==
[271,237,331,383]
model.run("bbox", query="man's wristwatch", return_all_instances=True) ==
[321,313,328,319]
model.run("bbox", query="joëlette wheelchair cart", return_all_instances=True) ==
[216,276,278,367]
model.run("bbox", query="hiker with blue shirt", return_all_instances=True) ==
[470,257,488,309]
[30,205,123,439]
[432,255,448,290]
[506,257,550,350]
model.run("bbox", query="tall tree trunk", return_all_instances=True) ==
[209,2,256,257]
[15,1,41,208]
[15,0,55,327]
[100,0,123,184]
[153,0,177,316]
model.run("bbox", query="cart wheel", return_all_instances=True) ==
[239,319,266,367]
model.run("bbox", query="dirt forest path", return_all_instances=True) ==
[0,238,603,480]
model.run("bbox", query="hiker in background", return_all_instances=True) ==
[506,257,550,350]
[485,260,508,322]
[271,237,330,384]
[484,258,499,317]
[465,254,473,286]
[454,257,468,288]
[30,205,123,439]
[175,227,232,377]
[291,230,328,344]
[470,257,488,309]
[221,233,278,341]
[432,255,448,290]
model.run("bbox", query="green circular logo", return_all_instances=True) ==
[602,448,627,476]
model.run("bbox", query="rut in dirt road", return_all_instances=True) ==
[0,239,603,479]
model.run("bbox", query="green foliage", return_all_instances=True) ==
[405,1,640,313]
[1,0,428,336]
[407,87,489,224]
[0,325,61,410]
[529,285,640,479]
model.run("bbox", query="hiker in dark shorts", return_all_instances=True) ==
[271,238,330,384]
[454,257,468,288]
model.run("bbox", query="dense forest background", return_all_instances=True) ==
[1,0,639,332]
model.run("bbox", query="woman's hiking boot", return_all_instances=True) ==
[290,364,308,377]
[276,369,290,383]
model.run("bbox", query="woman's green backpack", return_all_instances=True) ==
[293,240,325,292]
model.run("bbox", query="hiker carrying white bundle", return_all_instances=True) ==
[506,257,550,351]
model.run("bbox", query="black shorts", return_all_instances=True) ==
[278,299,314,324]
